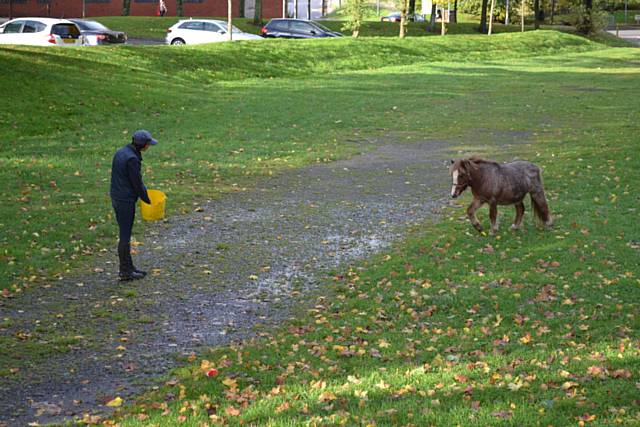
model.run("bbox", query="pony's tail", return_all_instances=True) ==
[530,169,553,228]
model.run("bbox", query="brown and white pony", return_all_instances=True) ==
[449,157,552,234]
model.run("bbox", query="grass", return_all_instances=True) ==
[1,28,638,424]
[99,43,640,425]
[0,31,618,294]
[94,15,540,40]
[611,9,640,24]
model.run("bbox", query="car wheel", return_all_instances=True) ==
[171,38,185,45]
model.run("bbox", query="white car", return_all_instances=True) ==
[165,19,263,45]
[0,17,84,46]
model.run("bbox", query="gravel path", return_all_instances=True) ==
[0,138,455,425]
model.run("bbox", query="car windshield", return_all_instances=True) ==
[74,20,109,31]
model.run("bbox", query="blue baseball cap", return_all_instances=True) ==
[132,129,158,146]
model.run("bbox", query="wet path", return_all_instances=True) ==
[0,138,453,425]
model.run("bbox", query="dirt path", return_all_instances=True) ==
[0,138,455,425]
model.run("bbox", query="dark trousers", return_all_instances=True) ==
[112,199,136,273]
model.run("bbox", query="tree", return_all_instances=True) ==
[488,0,496,34]
[122,0,130,16]
[479,0,489,33]
[570,0,608,34]
[228,0,233,41]
[342,0,366,37]
[534,0,540,29]
[409,0,416,15]
[397,0,409,38]
[429,3,437,30]
[254,0,263,25]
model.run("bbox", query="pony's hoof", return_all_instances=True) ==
[510,224,521,231]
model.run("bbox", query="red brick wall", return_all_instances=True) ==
[183,1,238,18]
[0,0,122,18]
[262,0,283,19]
[0,0,283,19]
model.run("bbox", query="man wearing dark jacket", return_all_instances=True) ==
[110,130,158,281]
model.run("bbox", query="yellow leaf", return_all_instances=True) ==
[318,391,337,402]
[222,377,238,389]
[225,406,241,416]
[106,396,123,407]
[200,359,212,371]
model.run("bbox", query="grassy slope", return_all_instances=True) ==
[95,15,529,39]
[103,47,640,425]
[0,31,610,292]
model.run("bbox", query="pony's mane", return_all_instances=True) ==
[468,156,498,165]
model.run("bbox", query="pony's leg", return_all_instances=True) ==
[511,202,525,230]
[489,203,499,234]
[467,198,484,233]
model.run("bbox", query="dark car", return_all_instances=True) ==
[261,19,342,39]
[381,12,426,22]
[69,19,127,45]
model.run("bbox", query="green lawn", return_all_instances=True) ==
[0,31,620,294]
[93,15,534,40]
[1,30,639,425]
[100,42,639,425]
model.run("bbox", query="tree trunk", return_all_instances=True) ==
[399,0,408,38]
[429,3,437,31]
[480,0,489,33]
[254,0,262,24]
[408,0,416,15]
[505,0,509,24]
[453,0,458,23]
[239,0,245,18]
[534,0,540,29]
[307,0,311,19]
[521,0,525,31]
[228,0,233,41]
[488,0,495,34]
[294,0,298,18]
[9,0,13,20]
[550,0,555,23]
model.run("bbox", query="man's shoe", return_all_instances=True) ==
[133,268,147,277]
[119,270,145,281]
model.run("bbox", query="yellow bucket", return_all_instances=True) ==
[140,189,166,221]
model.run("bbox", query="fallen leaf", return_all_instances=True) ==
[105,396,123,407]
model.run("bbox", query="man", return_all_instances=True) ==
[110,130,158,281]
[159,0,167,16]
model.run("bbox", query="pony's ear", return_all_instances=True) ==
[449,159,455,165]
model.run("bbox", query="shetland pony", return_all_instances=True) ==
[449,157,552,234]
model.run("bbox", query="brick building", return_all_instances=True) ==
[0,0,311,19]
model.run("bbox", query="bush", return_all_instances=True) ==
[569,3,610,34]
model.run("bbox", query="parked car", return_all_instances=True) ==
[381,12,426,22]
[69,19,127,45]
[0,18,83,46]
[165,19,262,45]
[260,19,342,39]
